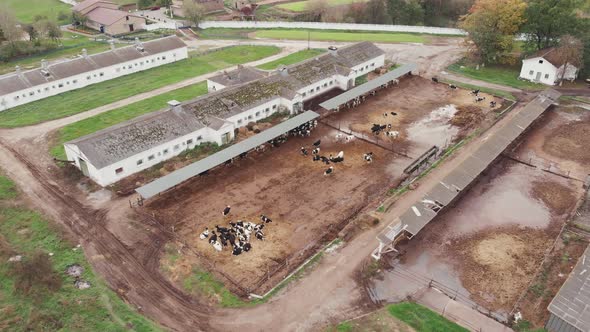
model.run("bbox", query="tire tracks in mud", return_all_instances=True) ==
[0,139,212,332]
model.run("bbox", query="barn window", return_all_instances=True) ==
[148,154,155,161]
[163,148,169,155]
[137,159,143,165]
[58,83,64,88]
[174,144,180,151]
[255,111,261,117]
[316,87,320,91]
[87,76,91,80]
[302,92,307,97]
[323,83,327,87]
[544,74,549,79]
[99,72,104,77]
[29,92,34,96]
[162,56,166,60]
[128,65,132,69]
[272,105,277,109]
[66,81,70,85]
[187,139,193,145]
[248,115,253,120]
[529,70,534,76]
[44,87,49,91]
[115,167,124,174]
[371,63,375,67]
[197,135,203,140]
[539,60,544,64]
[72,80,77,84]
[14,96,19,100]
[237,119,242,124]
[37,89,41,93]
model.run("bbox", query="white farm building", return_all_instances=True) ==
[64,42,386,186]
[0,36,188,111]
[519,48,579,86]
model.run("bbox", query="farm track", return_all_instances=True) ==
[0,139,212,331]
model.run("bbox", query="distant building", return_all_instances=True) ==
[72,0,146,35]
[171,0,225,17]
[65,42,386,186]
[0,36,188,111]
[519,48,579,86]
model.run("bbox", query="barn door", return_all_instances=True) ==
[535,72,542,81]
[221,132,231,145]
[78,158,89,176]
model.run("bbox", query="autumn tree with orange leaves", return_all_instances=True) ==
[459,0,527,64]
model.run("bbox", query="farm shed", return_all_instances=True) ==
[136,110,320,199]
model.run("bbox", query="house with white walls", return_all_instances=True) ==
[0,36,188,111]
[519,48,579,86]
[64,41,385,186]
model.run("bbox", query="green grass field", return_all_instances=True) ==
[277,0,368,11]
[0,45,280,128]
[388,302,469,332]
[50,82,208,160]
[256,48,325,70]
[447,60,544,90]
[4,0,71,24]
[0,174,162,331]
[254,29,426,43]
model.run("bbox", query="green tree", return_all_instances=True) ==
[45,20,63,43]
[387,0,424,25]
[22,24,38,42]
[365,0,391,24]
[137,0,154,9]
[0,5,21,46]
[183,0,206,27]
[459,0,527,64]
[521,0,583,51]
[72,11,88,27]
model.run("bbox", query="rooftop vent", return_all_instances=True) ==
[41,59,48,70]
[277,65,289,77]
[134,37,144,52]
[81,48,88,57]
[167,100,181,107]
[109,39,116,51]
[328,46,338,56]
[40,70,51,77]
[15,65,21,75]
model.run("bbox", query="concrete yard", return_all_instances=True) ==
[142,75,506,297]
[370,105,590,324]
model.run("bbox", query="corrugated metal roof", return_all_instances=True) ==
[319,63,417,110]
[548,245,590,332]
[377,89,561,240]
[136,111,320,199]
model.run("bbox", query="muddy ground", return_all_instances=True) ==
[142,76,493,296]
[371,106,589,326]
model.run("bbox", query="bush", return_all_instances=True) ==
[10,251,62,296]
[0,41,58,63]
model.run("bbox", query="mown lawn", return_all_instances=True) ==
[0,45,280,128]
[50,82,208,160]
[447,60,544,90]
[254,29,426,43]
[388,302,469,332]
[0,174,162,331]
[4,0,71,24]
[277,0,368,11]
[256,48,325,70]
[0,32,123,75]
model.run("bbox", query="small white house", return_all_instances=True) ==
[65,41,386,186]
[519,48,579,86]
[0,36,188,111]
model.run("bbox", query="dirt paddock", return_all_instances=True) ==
[142,76,503,296]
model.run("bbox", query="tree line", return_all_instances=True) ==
[0,5,63,63]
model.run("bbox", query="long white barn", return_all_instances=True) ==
[64,42,386,186]
[0,36,188,111]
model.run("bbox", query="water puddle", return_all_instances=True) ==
[372,250,469,303]
[445,165,551,237]
[406,105,460,155]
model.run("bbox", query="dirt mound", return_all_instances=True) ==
[543,121,590,164]
[453,228,550,311]
[472,234,525,269]
[531,180,577,215]
[450,105,485,128]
